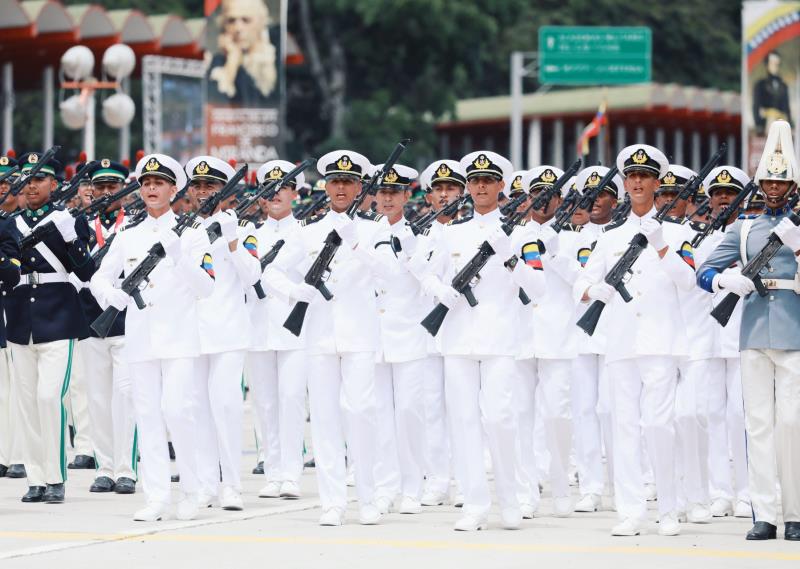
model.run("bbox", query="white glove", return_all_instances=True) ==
[398,231,417,256]
[539,226,560,256]
[487,227,513,259]
[218,210,239,244]
[586,282,615,303]
[106,287,130,311]
[773,217,800,252]
[640,218,667,251]
[715,272,755,296]
[290,282,318,303]
[52,210,77,242]
[434,282,461,309]
[333,216,359,247]
[158,228,182,262]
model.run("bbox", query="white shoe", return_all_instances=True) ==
[319,507,345,526]
[454,514,488,531]
[611,518,643,536]
[258,481,281,498]
[375,496,393,515]
[398,496,422,514]
[421,490,448,506]
[734,500,752,518]
[500,508,522,530]
[575,493,601,513]
[520,503,536,519]
[709,498,733,517]
[658,513,681,536]
[453,493,465,508]
[687,503,712,524]
[133,502,168,522]
[196,491,215,509]
[220,486,243,511]
[345,467,356,487]
[553,496,573,517]
[645,483,657,501]
[359,504,381,525]
[279,480,301,499]
[176,494,199,521]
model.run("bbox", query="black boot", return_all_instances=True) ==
[43,483,65,503]
[785,522,800,541]
[746,521,777,540]
[114,477,136,494]
[0,464,8,477]
[68,455,96,469]
[7,464,26,478]
[21,486,46,503]
[252,461,264,475]
[90,476,116,493]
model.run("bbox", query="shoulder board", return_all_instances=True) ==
[662,215,683,225]
[356,210,384,222]
[447,214,473,226]
[238,219,250,228]
[602,218,625,233]
[561,223,583,232]
[689,220,708,232]
[518,219,527,226]
[300,211,327,227]
[191,221,202,229]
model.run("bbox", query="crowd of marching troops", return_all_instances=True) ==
[0,118,798,542]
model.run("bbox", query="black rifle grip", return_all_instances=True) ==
[132,289,146,310]
[463,287,478,307]
[753,276,768,297]
[253,281,266,300]
[283,301,309,336]
[421,303,449,337]
[317,283,333,301]
[90,307,120,339]
[518,288,531,305]
[710,292,739,327]
[576,300,605,336]
[615,282,633,303]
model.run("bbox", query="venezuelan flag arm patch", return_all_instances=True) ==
[678,241,695,269]
[521,242,543,270]
[577,247,592,268]
[243,235,259,258]
[201,253,215,279]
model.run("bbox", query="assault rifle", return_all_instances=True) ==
[408,194,472,236]
[576,143,727,336]
[283,140,410,336]
[691,181,757,249]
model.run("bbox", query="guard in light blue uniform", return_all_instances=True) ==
[697,120,800,542]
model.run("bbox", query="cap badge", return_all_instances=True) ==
[436,163,452,178]
[473,154,491,169]
[512,175,523,191]
[384,169,399,184]
[767,153,788,175]
[145,158,160,172]
[0,157,7,166]
[586,172,601,187]
[336,156,352,171]
[716,170,731,184]
[631,149,648,165]
[195,161,210,176]
[101,158,110,168]
[28,153,38,164]
[269,166,284,180]
[541,169,556,184]
[662,172,676,185]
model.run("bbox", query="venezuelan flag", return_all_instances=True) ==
[679,242,695,269]
[201,253,215,279]
[522,242,543,270]
[243,235,259,258]
[577,247,592,267]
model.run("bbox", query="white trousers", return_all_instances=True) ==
[675,358,713,507]
[607,356,677,521]
[0,347,16,466]
[307,351,378,511]
[571,354,606,496]
[130,357,200,505]
[10,339,75,486]
[246,349,307,483]
[82,337,137,480]
[707,356,749,503]
[195,350,246,494]
[66,341,93,455]
[740,348,800,524]
[373,357,429,501]
[445,356,519,517]
[422,355,450,494]
[515,358,540,508]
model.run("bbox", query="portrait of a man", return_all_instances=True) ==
[753,50,792,134]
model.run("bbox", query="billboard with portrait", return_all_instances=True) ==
[742,1,800,173]
[205,0,284,166]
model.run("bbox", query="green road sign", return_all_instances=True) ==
[539,26,652,85]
